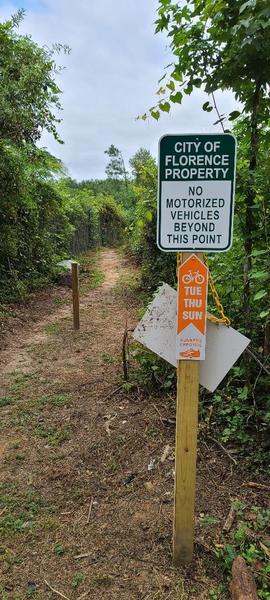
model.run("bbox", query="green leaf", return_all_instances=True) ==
[159,101,170,113]
[172,70,183,82]
[145,210,153,222]
[228,110,241,121]
[202,101,213,112]
[250,270,268,280]
[254,289,267,301]
[166,80,175,91]
[170,91,183,103]
[151,110,160,120]
[239,0,255,14]
[260,309,269,319]
[252,249,268,256]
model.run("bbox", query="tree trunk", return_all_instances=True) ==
[263,317,270,357]
[243,81,261,339]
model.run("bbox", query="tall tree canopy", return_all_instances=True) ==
[0,10,68,144]
[104,144,128,189]
[151,0,270,344]
[152,0,270,124]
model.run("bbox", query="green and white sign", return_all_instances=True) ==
[157,134,237,252]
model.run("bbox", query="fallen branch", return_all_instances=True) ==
[223,506,235,532]
[243,481,270,491]
[104,415,116,436]
[245,348,270,376]
[74,553,91,560]
[152,403,175,426]
[44,579,71,600]
[160,444,171,463]
[86,497,93,524]
[230,556,259,600]
[207,436,237,466]
[103,385,122,401]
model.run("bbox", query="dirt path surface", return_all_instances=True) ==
[0,249,268,600]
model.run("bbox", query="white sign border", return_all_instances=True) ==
[157,132,237,253]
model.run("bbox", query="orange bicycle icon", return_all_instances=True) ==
[182,270,205,284]
[179,349,201,358]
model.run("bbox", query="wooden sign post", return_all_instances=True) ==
[174,355,199,564]
[173,253,207,565]
[156,133,237,566]
[71,261,80,330]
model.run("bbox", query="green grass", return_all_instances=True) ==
[72,573,84,589]
[102,353,116,364]
[54,542,65,556]
[0,307,9,319]
[199,515,220,526]
[36,393,70,409]
[80,269,105,293]
[9,371,34,396]
[1,409,35,429]
[0,485,54,539]
[113,271,141,301]
[78,250,105,292]
[34,425,70,446]
[0,397,14,408]
[45,322,60,334]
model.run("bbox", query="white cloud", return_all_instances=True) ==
[0,0,237,180]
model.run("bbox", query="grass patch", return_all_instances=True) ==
[45,322,60,335]
[102,353,116,365]
[0,397,14,408]
[80,270,105,293]
[36,393,70,409]
[78,250,105,293]
[0,485,54,539]
[34,425,70,446]
[9,371,34,396]
[113,271,141,302]
[54,542,65,556]
[0,307,9,319]
[1,409,35,429]
[72,573,84,589]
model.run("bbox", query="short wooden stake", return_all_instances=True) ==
[71,262,80,330]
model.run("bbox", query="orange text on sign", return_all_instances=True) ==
[177,255,208,336]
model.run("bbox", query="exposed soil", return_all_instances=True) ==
[0,249,268,600]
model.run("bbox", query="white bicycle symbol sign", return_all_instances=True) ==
[182,270,205,284]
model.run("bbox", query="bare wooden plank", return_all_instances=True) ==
[173,359,199,565]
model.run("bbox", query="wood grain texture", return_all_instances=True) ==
[173,356,199,565]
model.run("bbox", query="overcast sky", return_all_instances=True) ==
[0,0,236,180]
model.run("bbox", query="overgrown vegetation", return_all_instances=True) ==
[0,12,126,303]
[122,1,270,469]
[1,2,269,474]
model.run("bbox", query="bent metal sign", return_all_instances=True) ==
[157,133,236,252]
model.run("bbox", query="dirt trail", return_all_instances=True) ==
[0,249,124,379]
[0,249,266,600]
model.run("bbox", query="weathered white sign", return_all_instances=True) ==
[157,134,237,252]
[133,284,250,393]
